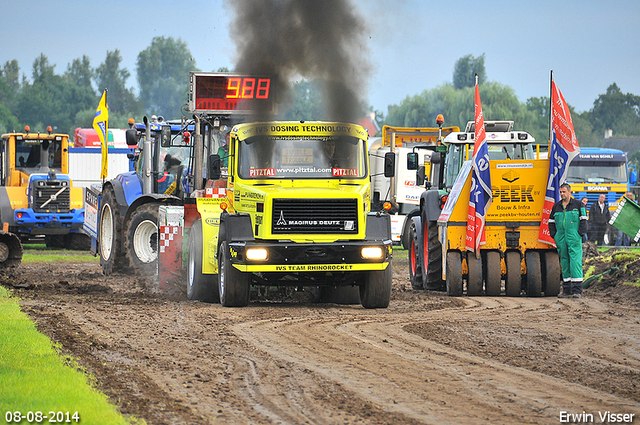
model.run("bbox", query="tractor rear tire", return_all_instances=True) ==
[99,188,127,275]
[408,221,423,290]
[187,220,219,303]
[125,203,161,276]
[218,241,250,307]
[422,220,443,290]
[360,262,392,309]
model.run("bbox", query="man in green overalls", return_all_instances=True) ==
[548,183,588,298]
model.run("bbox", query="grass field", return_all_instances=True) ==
[0,282,135,424]
[21,244,98,264]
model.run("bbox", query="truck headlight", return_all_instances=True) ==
[246,247,268,261]
[361,246,383,259]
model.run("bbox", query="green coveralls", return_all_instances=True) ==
[549,197,588,295]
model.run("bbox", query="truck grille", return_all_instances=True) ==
[32,181,71,213]
[272,198,358,234]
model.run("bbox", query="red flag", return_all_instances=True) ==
[538,78,580,245]
[465,78,492,254]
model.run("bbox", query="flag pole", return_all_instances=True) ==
[549,70,553,146]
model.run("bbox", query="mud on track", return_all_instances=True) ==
[5,254,640,424]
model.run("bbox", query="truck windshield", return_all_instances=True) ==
[15,138,63,170]
[443,143,534,188]
[238,135,367,179]
[567,161,627,183]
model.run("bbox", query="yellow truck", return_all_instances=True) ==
[0,127,87,251]
[186,121,394,308]
[407,121,561,296]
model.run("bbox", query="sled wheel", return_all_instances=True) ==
[505,251,522,297]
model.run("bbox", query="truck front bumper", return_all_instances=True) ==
[14,208,85,235]
[228,240,392,273]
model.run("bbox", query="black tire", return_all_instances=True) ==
[543,251,561,296]
[125,203,160,275]
[218,241,250,307]
[525,251,542,297]
[187,220,219,302]
[401,215,415,250]
[446,251,462,296]
[99,188,126,275]
[422,219,443,290]
[505,251,522,297]
[408,221,423,290]
[45,235,65,249]
[360,261,392,309]
[484,251,502,296]
[65,233,91,251]
[467,253,483,296]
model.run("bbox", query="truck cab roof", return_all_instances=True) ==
[444,121,535,145]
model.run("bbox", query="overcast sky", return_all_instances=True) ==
[2,0,639,118]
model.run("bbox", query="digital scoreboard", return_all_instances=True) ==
[188,72,277,114]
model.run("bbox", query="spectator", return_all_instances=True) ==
[589,193,610,246]
[549,183,588,298]
[581,197,589,242]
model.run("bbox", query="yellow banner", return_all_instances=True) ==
[234,262,389,272]
[93,90,109,180]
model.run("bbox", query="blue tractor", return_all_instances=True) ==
[85,116,196,275]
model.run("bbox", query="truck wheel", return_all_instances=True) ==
[505,251,522,297]
[65,233,91,251]
[360,262,392,308]
[99,188,125,275]
[187,220,219,303]
[446,251,462,296]
[525,251,542,297]
[45,235,65,249]
[543,251,561,296]
[422,220,443,290]
[218,241,250,307]
[125,203,160,275]
[467,254,483,296]
[484,251,502,296]
[408,221,423,289]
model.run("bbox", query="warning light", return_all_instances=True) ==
[16,212,23,219]
[24,125,30,133]
[47,126,52,134]
[436,114,444,125]
[183,131,191,144]
[383,202,392,210]
[220,202,228,211]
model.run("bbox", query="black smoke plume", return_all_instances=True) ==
[228,0,371,123]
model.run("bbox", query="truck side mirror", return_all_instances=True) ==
[384,152,395,178]
[125,129,138,146]
[417,166,425,186]
[208,154,221,180]
[160,125,172,147]
[407,152,418,170]
[630,169,637,185]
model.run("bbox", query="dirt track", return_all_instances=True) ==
[6,254,640,424]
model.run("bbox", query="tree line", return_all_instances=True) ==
[383,54,640,148]
[1,44,638,150]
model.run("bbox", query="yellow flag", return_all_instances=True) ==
[93,90,109,180]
